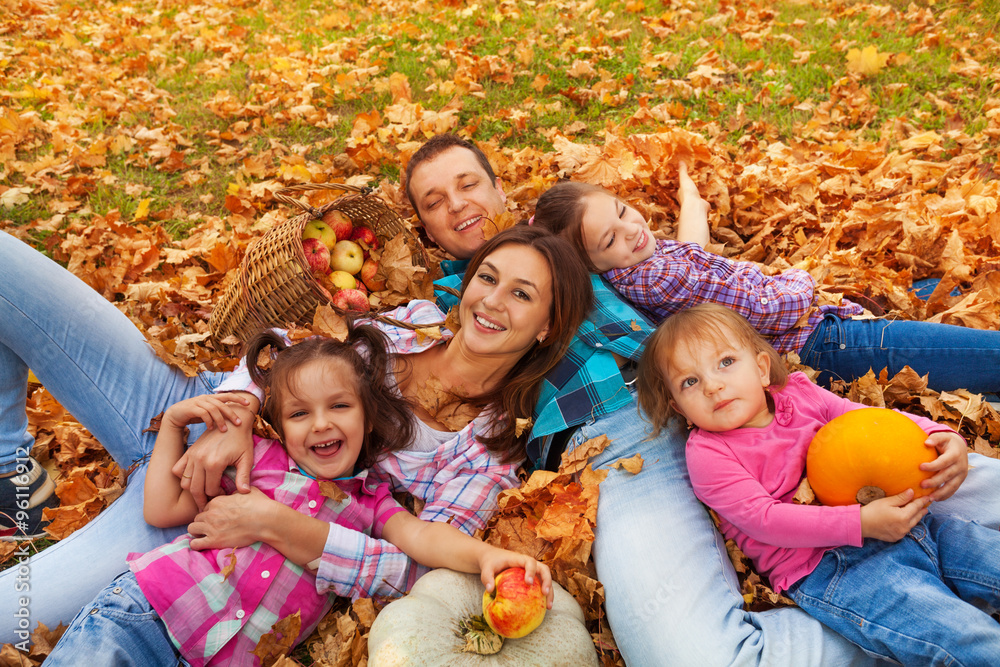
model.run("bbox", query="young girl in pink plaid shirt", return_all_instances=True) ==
[533,166,1000,395]
[46,324,552,667]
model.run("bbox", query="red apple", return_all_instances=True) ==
[360,258,386,291]
[349,225,379,251]
[330,239,364,275]
[332,287,370,313]
[329,270,357,290]
[322,209,354,243]
[302,219,337,251]
[481,567,547,639]
[302,238,332,276]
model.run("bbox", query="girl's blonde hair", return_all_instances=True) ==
[636,303,789,434]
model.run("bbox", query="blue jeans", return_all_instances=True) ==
[0,232,226,643]
[44,570,185,666]
[788,514,1000,665]
[800,314,1000,394]
[569,389,1000,666]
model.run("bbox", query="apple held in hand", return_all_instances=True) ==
[322,209,354,243]
[330,240,364,275]
[302,238,332,276]
[482,567,547,639]
[303,219,337,250]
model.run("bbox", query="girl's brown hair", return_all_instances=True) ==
[243,323,414,471]
[532,180,616,273]
[636,303,788,435]
[453,225,594,463]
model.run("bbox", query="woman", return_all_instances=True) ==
[0,226,592,643]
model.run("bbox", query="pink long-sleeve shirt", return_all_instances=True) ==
[685,372,952,592]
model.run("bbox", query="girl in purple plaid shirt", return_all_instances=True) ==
[47,324,552,667]
[533,165,1000,395]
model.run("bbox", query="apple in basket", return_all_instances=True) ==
[302,219,337,251]
[360,258,386,292]
[329,270,357,291]
[332,288,370,313]
[322,209,354,243]
[349,226,379,251]
[301,238,332,276]
[330,240,364,275]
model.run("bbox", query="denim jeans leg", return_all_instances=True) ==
[45,570,184,667]
[0,232,225,643]
[789,519,1000,665]
[569,392,874,666]
[799,314,1000,394]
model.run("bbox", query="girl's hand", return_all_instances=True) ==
[919,431,969,502]
[187,487,274,550]
[163,393,250,432]
[676,161,700,207]
[860,488,930,542]
[480,548,554,609]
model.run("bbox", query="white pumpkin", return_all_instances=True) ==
[368,568,598,666]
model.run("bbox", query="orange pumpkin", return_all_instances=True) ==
[805,408,936,506]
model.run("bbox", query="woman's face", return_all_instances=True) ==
[579,190,656,273]
[459,244,553,358]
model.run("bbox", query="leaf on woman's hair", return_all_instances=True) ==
[251,611,301,667]
[221,548,237,581]
[444,305,462,335]
[514,417,533,437]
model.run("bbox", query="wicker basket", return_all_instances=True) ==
[209,183,426,350]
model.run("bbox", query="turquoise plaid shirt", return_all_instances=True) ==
[436,263,654,447]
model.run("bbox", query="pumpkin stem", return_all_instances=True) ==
[856,485,886,505]
[458,614,504,655]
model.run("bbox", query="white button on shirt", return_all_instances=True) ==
[261,570,270,579]
[308,500,317,509]
[236,609,245,619]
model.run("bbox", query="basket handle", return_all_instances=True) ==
[274,183,375,218]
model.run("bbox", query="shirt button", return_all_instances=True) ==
[261,570,270,579]
[308,500,317,509]
[236,609,245,619]
[761,298,769,304]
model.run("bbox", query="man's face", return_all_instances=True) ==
[407,146,507,259]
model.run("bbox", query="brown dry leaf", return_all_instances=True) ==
[414,375,480,431]
[221,548,238,581]
[792,477,816,505]
[846,46,891,77]
[444,306,462,335]
[319,480,348,503]
[312,306,349,341]
[252,611,302,667]
[254,414,282,440]
[559,435,612,475]
[481,209,519,240]
[610,454,643,474]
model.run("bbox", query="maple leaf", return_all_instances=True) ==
[414,374,480,431]
[846,46,891,77]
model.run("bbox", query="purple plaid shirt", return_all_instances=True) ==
[605,239,864,353]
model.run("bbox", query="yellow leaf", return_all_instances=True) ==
[133,198,151,222]
[846,45,890,77]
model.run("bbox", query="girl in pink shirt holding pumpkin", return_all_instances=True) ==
[636,303,1000,665]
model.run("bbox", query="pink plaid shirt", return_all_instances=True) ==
[127,437,404,666]
[215,300,521,600]
[605,239,864,353]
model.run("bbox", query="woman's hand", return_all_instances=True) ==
[860,488,930,542]
[919,431,969,502]
[480,548,554,609]
[172,394,258,509]
[186,487,275,550]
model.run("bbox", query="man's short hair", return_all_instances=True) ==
[404,134,498,214]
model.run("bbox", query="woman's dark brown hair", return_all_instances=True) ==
[243,323,414,471]
[455,225,594,463]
